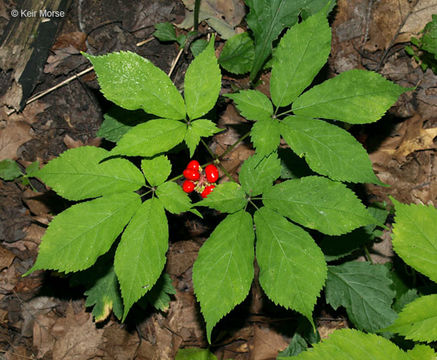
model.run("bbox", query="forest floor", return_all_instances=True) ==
[0,0,436,359]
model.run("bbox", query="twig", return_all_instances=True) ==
[362,0,375,46]
[6,66,94,116]
[136,37,154,47]
[168,47,184,77]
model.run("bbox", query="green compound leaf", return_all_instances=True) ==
[382,294,437,343]
[184,37,221,120]
[250,117,281,157]
[255,207,326,326]
[111,120,187,157]
[84,51,185,120]
[239,152,281,196]
[263,176,376,235]
[143,273,175,312]
[35,146,145,201]
[218,32,255,74]
[156,181,192,214]
[114,198,168,320]
[0,159,22,180]
[184,119,222,157]
[421,15,437,56]
[326,262,397,332]
[285,329,410,360]
[154,22,178,42]
[190,39,208,57]
[197,182,247,213]
[141,155,171,186]
[175,348,217,360]
[391,198,437,283]
[280,116,382,184]
[246,0,332,81]
[293,69,408,124]
[97,106,148,143]
[193,210,254,342]
[270,8,331,107]
[27,192,141,274]
[407,344,437,360]
[84,265,123,322]
[224,90,273,121]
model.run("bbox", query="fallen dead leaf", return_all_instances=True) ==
[4,345,32,360]
[399,0,437,41]
[179,0,245,39]
[22,189,51,217]
[100,323,140,359]
[52,31,87,51]
[0,265,18,293]
[250,325,289,360]
[0,245,15,270]
[44,45,81,74]
[0,121,32,160]
[21,296,58,337]
[51,304,104,359]
[318,318,349,340]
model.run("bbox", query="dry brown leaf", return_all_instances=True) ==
[0,121,32,160]
[399,0,437,41]
[4,345,32,360]
[250,325,289,360]
[33,310,58,358]
[100,323,140,359]
[396,126,437,158]
[0,265,18,293]
[7,101,48,125]
[179,0,245,38]
[21,297,58,337]
[137,313,182,360]
[44,45,81,74]
[22,189,51,216]
[52,31,87,51]
[364,0,413,51]
[0,245,15,270]
[318,318,349,339]
[50,305,104,359]
[166,241,200,276]
[168,290,206,345]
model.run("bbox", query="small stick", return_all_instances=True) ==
[6,66,94,116]
[168,47,184,77]
[136,37,154,47]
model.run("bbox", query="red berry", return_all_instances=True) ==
[182,180,195,193]
[205,164,219,183]
[186,160,200,171]
[201,185,215,198]
[183,169,200,181]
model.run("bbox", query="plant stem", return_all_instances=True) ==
[363,245,374,264]
[276,108,294,118]
[219,131,251,160]
[248,199,260,211]
[200,138,217,160]
[200,138,235,181]
[194,0,201,31]
[140,189,153,199]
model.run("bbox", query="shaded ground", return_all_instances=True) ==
[0,0,436,359]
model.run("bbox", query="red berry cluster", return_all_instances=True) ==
[182,160,219,198]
